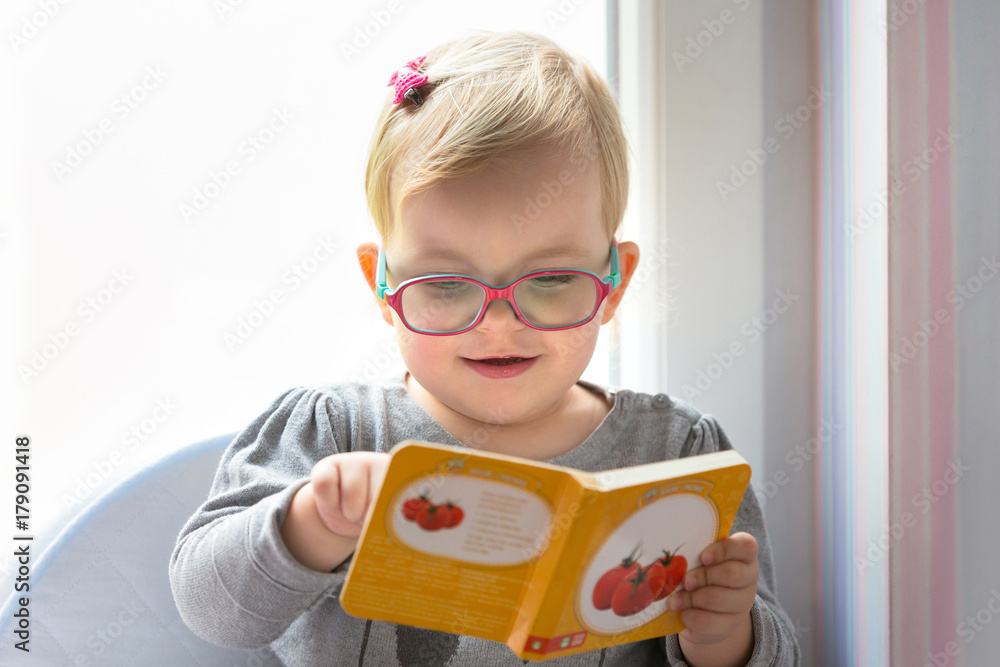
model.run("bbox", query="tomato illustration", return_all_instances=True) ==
[415,504,449,531]
[592,544,642,610]
[650,547,687,599]
[443,501,464,528]
[611,567,657,616]
[643,561,666,599]
[435,503,452,526]
[402,495,431,521]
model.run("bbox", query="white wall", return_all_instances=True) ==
[759,4,822,663]
[0,0,608,551]
[953,2,1000,663]
[615,0,819,660]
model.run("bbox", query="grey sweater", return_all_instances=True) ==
[170,373,800,665]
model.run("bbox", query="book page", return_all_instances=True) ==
[589,449,750,491]
[340,441,576,642]
[522,454,751,659]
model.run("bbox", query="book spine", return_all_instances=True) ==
[506,483,600,654]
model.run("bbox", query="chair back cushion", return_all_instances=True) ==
[0,434,284,666]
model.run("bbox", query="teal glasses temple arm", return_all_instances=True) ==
[376,246,388,300]
[608,242,622,288]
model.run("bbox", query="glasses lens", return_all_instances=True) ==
[399,279,486,333]
[513,273,599,328]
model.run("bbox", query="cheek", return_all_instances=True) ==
[395,324,453,367]
[547,320,601,363]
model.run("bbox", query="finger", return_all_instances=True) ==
[682,560,757,592]
[365,453,390,498]
[343,452,390,513]
[310,456,342,509]
[699,532,758,567]
[668,585,748,615]
[337,459,371,524]
[310,458,361,537]
[677,608,747,644]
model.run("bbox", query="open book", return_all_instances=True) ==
[339,440,751,661]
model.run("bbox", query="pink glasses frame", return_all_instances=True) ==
[375,241,622,336]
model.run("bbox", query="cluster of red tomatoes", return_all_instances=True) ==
[401,494,465,531]
[592,545,687,617]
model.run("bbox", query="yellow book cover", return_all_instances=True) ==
[339,440,751,661]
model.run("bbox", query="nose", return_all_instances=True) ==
[474,297,524,333]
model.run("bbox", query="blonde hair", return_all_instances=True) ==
[365,30,630,243]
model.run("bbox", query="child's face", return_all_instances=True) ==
[361,149,637,429]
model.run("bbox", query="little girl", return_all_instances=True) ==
[170,29,799,666]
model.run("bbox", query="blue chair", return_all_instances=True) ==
[0,434,283,666]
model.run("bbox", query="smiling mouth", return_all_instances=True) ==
[470,356,534,365]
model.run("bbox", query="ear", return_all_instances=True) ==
[600,241,640,325]
[357,242,395,327]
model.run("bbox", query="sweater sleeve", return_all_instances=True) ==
[662,414,801,666]
[169,387,351,649]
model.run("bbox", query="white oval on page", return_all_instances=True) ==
[389,474,554,567]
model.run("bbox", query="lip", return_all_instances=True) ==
[462,355,539,379]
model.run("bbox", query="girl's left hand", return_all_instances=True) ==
[668,532,759,663]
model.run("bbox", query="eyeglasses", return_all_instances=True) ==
[375,242,621,336]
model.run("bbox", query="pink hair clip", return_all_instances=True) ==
[388,55,428,106]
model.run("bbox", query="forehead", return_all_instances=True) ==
[390,148,607,263]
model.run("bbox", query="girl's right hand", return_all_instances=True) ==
[280,452,390,572]
[310,452,390,538]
